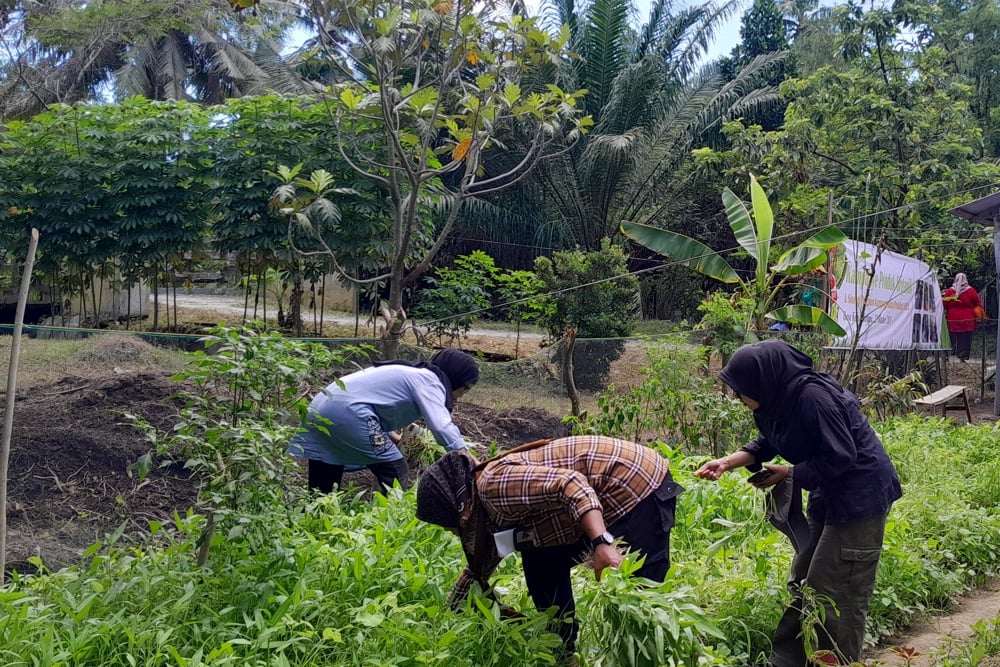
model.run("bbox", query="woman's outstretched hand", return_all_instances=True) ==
[694,458,729,481]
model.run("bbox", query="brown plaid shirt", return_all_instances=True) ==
[448,435,669,605]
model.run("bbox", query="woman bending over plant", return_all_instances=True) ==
[290,348,479,493]
[416,435,684,666]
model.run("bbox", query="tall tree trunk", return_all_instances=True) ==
[560,327,581,417]
[290,271,303,337]
[152,273,160,330]
[381,270,407,359]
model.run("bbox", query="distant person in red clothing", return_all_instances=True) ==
[942,273,983,361]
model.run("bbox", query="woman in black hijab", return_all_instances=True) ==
[695,340,901,667]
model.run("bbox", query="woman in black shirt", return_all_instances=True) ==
[695,340,902,667]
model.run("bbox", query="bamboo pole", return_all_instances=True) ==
[1,228,40,585]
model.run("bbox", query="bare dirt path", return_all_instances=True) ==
[156,291,546,341]
[873,580,1000,665]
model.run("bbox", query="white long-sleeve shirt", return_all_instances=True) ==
[289,365,466,465]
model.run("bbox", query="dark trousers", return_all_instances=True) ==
[520,485,678,653]
[307,458,410,494]
[770,512,888,667]
[951,331,973,360]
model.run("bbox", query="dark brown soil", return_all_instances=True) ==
[4,368,568,575]
[452,402,570,447]
[6,371,195,573]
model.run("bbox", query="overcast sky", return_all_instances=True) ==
[521,0,745,63]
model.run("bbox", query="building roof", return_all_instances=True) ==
[949,191,1000,223]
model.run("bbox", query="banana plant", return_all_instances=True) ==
[623,174,847,336]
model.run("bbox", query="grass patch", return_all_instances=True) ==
[0,335,187,388]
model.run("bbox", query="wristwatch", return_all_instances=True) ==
[590,531,615,550]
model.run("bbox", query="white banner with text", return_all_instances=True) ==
[830,240,947,350]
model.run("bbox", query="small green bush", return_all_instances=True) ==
[533,239,639,390]
[571,335,756,456]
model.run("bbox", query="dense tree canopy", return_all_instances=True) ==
[692,2,1000,281]
[0,0,302,121]
[476,0,786,254]
[291,0,590,353]
[2,0,1000,328]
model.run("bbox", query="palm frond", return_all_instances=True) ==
[578,0,632,120]
[254,39,326,96]
[633,0,676,60]
[594,55,663,135]
[722,85,782,122]
[700,53,788,128]
[201,28,266,79]
[454,195,559,249]
[619,54,786,221]
[618,67,730,218]
[114,38,158,100]
[156,33,191,101]
[540,0,583,44]
[669,0,746,80]
[651,6,709,71]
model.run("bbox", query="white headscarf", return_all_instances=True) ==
[953,273,971,295]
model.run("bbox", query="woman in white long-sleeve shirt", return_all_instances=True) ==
[290,349,479,493]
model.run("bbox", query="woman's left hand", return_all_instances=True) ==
[752,464,789,488]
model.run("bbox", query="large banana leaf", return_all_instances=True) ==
[766,305,846,336]
[721,187,759,262]
[748,175,773,291]
[773,226,847,275]
[622,221,741,283]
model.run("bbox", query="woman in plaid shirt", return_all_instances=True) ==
[416,435,683,664]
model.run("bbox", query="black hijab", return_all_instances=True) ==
[376,349,479,411]
[430,349,480,392]
[718,339,844,417]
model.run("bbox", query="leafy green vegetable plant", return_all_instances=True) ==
[132,324,372,565]
[6,345,1000,667]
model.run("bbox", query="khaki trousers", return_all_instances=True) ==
[770,512,888,667]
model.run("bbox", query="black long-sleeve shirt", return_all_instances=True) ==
[741,378,901,525]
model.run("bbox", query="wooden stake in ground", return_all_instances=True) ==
[1,228,40,586]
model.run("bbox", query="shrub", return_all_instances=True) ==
[571,334,756,456]
[131,324,373,564]
[413,250,500,346]
[696,292,751,366]
[533,239,639,390]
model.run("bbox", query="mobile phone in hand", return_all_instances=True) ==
[746,469,774,485]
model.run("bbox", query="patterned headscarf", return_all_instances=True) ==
[416,450,499,596]
[416,450,476,530]
[952,273,971,295]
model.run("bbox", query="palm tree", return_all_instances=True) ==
[0,0,304,119]
[503,0,787,251]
